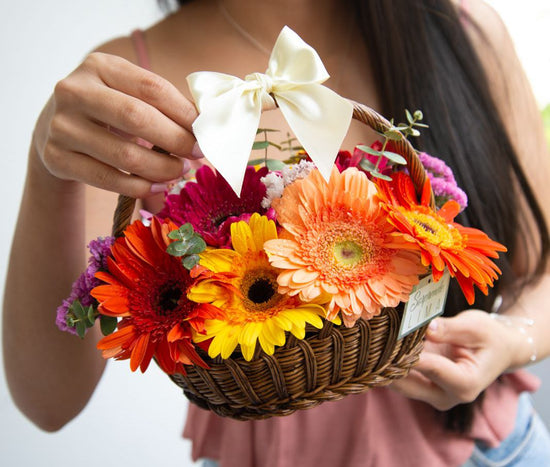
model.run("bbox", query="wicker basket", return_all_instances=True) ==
[111,100,433,420]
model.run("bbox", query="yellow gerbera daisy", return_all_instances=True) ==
[188,213,326,361]
[264,167,427,327]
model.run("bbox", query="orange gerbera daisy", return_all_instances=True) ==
[376,172,507,304]
[91,217,221,374]
[263,167,426,327]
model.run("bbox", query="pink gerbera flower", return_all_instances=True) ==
[158,165,273,248]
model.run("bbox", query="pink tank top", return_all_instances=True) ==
[129,18,541,466]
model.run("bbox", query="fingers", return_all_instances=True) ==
[81,81,196,158]
[414,352,477,401]
[41,51,202,195]
[425,311,487,347]
[61,117,187,183]
[89,52,198,133]
[390,370,451,411]
[46,149,156,198]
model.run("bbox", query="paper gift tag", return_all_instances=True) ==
[398,270,450,339]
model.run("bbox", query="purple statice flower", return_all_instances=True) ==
[56,236,115,335]
[418,152,468,211]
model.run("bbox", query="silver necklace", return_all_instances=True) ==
[218,1,272,57]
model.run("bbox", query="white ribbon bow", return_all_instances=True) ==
[187,26,354,195]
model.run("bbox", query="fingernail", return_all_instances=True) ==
[191,142,204,159]
[182,159,191,175]
[150,183,168,193]
[428,320,439,333]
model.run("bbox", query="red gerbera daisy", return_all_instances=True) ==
[91,217,221,374]
[158,165,274,248]
[376,172,507,304]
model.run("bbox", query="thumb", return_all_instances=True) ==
[426,311,486,347]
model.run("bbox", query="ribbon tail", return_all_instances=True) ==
[276,84,353,182]
[191,87,262,195]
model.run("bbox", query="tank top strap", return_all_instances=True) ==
[130,29,152,71]
[458,0,471,27]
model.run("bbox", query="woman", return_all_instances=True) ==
[3,0,550,465]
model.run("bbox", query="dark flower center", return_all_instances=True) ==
[212,212,239,227]
[247,278,276,304]
[157,286,182,313]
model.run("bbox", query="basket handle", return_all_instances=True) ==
[111,100,431,238]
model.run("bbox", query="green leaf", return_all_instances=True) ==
[252,141,270,150]
[182,254,200,270]
[359,159,377,171]
[185,236,207,255]
[168,223,194,241]
[384,130,404,141]
[166,241,189,257]
[410,128,421,137]
[266,159,286,171]
[356,145,382,157]
[381,151,407,165]
[405,109,414,124]
[86,306,96,326]
[76,321,86,339]
[71,301,85,319]
[100,315,117,336]
[414,123,429,128]
[413,110,424,121]
[256,128,280,134]
[370,171,393,181]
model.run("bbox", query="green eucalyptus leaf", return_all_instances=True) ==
[182,254,200,270]
[252,141,270,150]
[370,171,393,181]
[256,128,280,134]
[356,145,382,157]
[100,315,118,336]
[185,236,207,255]
[405,109,414,124]
[410,128,421,137]
[413,110,424,121]
[415,123,429,128]
[76,321,86,339]
[384,130,404,141]
[359,159,377,171]
[381,151,407,165]
[266,159,286,171]
[168,223,194,241]
[166,241,189,257]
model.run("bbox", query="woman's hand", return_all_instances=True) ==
[391,310,531,411]
[34,52,201,198]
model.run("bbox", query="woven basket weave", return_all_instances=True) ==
[111,100,433,420]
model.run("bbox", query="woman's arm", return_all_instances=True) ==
[392,0,550,410]
[2,38,198,431]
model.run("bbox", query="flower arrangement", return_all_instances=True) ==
[55,28,508,418]
[57,113,506,375]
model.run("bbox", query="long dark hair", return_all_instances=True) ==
[165,0,549,432]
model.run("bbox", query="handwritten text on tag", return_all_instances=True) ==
[398,271,450,339]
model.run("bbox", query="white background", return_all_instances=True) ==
[0,1,549,466]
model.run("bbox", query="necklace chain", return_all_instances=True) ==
[216,0,354,92]
[218,1,272,57]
